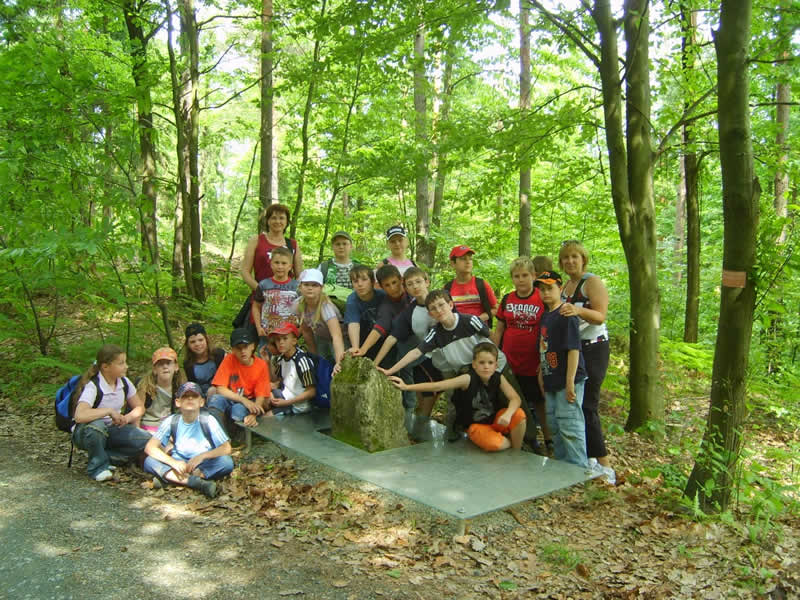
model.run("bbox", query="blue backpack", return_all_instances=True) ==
[311,355,334,408]
[54,374,130,433]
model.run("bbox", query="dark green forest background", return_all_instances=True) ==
[0,0,797,512]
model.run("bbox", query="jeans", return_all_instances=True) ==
[207,394,250,423]
[144,455,234,481]
[72,420,151,479]
[545,379,588,468]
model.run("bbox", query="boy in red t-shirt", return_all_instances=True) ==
[444,245,498,326]
[493,256,551,452]
[207,328,272,430]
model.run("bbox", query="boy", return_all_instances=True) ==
[535,271,588,468]
[207,328,272,431]
[144,382,233,499]
[444,245,498,326]
[252,246,299,343]
[318,231,361,289]
[343,264,386,353]
[266,323,316,416]
[378,289,507,378]
[374,267,441,416]
[350,264,409,363]
[389,343,525,452]
[493,257,551,453]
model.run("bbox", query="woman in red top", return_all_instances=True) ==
[240,203,303,290]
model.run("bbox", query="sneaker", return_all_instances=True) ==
[601,465,617,485]
[152,477,164,490]
[588,458,598,469]
[107,465,117,471]
[94,469,113,482]
[188,475,218,499]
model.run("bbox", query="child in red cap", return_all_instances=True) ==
[267,323,317,416]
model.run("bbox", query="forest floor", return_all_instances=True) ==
[1,369,799,599]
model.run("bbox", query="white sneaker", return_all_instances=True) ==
[588,458,598,469]
[94,469,113,482]
[600,465,616,485]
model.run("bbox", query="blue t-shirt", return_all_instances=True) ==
[153,414,229,462]
[538,307,587,392]
[192,361,218,396]
[343,289,386,329]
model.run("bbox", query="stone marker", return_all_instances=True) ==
[330,355,409,452]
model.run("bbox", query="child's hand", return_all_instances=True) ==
[559,303,579,318]
[243,414,258,427]
[497,408,513,427]
[108,410,126,426]
[332,362,342,376]
[566,382,576,403]
[186,454,205,473]
[270,396,288,408]
[170,459,189,476]
[349,347,365,357]
[375,366,391,376]
[387,376,407,391]
[243,399,264,415]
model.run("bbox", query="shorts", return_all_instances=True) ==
[467,408,526,452]
[413,357,443,398]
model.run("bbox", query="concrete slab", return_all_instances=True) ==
[243,412,595,521]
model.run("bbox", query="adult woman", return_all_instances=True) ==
[240,203,303,290]
[558,240,614,482]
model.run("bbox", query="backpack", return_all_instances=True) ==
[167,411,216,449]
[55,374,130,433]
[290,353,334,408]
[322,283,352,316]
[444,277,494,328]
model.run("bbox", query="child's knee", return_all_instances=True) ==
[468,424,507,452]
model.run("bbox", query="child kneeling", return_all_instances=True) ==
[389,342,525,452]
[144,382,233,498]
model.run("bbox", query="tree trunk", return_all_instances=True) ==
[431,38,454,234]
[259,0,275,210]
[518,0,532,257]
[290,0,326,240]
[593,0,662,431]
[674,155,685,284]
[685,0,759,513]
[774,78,790,243]
[413,20,434,268]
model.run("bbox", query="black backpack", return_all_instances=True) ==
[444,277,494,328]
[167,411,216,448]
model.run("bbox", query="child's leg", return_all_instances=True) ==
[489,408,526,451]
[72,420,111,478]
[196,455,234,480]
[143,455,179,484]
[106,424,151,461]
[501,367,538,448]
[549,385,588,468]
[467,423,510,452]
[207,394,233,423]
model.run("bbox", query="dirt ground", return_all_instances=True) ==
[1,398,798,599]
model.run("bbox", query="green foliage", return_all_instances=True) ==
[538,539,583,572]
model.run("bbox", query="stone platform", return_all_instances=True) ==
[242,411,596,523]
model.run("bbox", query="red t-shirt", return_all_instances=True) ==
[496,288,545,376]
[212,353,270,399]
[448,276,497,319]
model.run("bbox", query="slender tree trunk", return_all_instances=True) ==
[774,81,790,242]
[413,19,434,267]
[674,156,685,284]
[518,0,532,257]
[431,39,454,233]
[685,0,759,512]
[259,0,275,210]
[592,0,662,430]
[290,0,326,240]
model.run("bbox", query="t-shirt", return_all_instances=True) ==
[390,299,436,344]
[343,289,387,335]
[496,288,545,376]
[319,259,356,289]
[293,298,341,342]
[76,375,137,426]
[253,234,298,281]
[373,293,410,338]
[211,354,270,400]
[447,276,497,319]
[275,349,315,413]
[141,385,173,429]
[185,348,226,396]
[451,368,504,427]
[255,277,299,332]
[153,414,229,462]
[381,257,415,276]
[418,314,507,373]
[538,308,587,392]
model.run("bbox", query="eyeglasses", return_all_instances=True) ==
[560,239,581,246]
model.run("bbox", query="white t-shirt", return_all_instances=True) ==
[76,375,137,427]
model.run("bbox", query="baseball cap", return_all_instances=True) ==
[298,268,324,285]
[535,270,563,287]
[268,322,300,338]
[185,322,206,339]
[152,347,178,364]
[176,382,203,398]
[230,327,255,347]
[386,225,407,240]
[449,245,475,260]
[331,231,352,243]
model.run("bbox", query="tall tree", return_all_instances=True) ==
[518,0,531,257]
[413,17,434,267]
[259,0,275,212]
[685,0,760,512]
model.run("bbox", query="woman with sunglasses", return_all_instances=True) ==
[557,240,615,484]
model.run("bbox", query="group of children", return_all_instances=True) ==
[68,224,611,498]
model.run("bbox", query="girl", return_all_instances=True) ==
[72,344,151,482]
[183,322,225,397]
[132,347,186,433]
[377,225,416,277]
[293,269,345,369]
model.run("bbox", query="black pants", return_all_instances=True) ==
[582,339,610,458]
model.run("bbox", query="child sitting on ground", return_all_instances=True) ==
[536,271,588,468]
[293,268,345,368]
[183,322,225,397]
[71,344,151,482]
[378,225,416,277]
[389,343,525,452]
[207,328,271,430]
[343,264,386,353]
[132,347,186,433]
[444,245,498,326]
[252,246,299,349]
[144,382,233,499]
[266,323,316,416]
